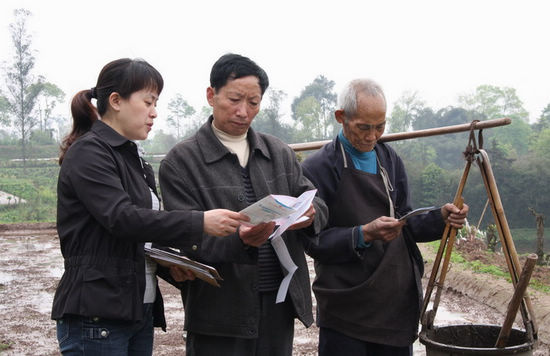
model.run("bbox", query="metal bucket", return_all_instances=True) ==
[419,324,534,356]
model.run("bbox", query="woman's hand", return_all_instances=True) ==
[169,266,196,282]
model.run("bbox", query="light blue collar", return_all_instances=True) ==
[338,130,377,174]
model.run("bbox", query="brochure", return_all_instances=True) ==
[239,189,316,226]
[398,206,440,221]
[239,189,318,303]
[265,189,318,303]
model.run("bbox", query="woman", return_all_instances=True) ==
[52,58,247,355]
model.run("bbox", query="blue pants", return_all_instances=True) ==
[319,327,412,356]
[56,303,154,356]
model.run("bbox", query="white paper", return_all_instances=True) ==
[267,189,317,303]
[398,205,440,221]
[271,234,298,303]
[271,189,317,234]
[239,195,296,226]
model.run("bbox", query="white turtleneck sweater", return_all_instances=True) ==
[212,122,249,167]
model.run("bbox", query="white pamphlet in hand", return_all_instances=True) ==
[398,206,440,221]
[239,189,318,304]
[239,195,296,226]
[261,189,317,304]
[239,189,317,227]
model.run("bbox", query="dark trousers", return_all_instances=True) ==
[319,327,412,356]
[186,291,295,356]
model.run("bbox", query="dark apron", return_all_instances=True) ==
[313,146,419,347]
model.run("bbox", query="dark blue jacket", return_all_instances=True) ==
[301,136,445,273]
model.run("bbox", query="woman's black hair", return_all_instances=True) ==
[59,58,163,164]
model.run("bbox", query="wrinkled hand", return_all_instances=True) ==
[203,209,249,237]
[169,266,196,282]
[288,204,316,231]
[238,221,276,247]
[441,203,469,228]
[362,216,405,243]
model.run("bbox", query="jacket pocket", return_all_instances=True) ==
[81,267,138,321]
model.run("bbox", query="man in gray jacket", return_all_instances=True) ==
[159,53,328,356]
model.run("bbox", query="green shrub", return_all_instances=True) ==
[0,178,37,200]
[0,164,59,223]
[0,144,59,161]
[0,340,13,351]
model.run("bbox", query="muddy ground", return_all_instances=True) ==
[0,223,549,355]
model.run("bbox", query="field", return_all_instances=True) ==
[0,223,549,355]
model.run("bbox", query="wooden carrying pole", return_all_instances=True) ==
[429,196,464,323]
[289,117,511,152]
[420,165,470,328]
[477,150,538,340]
[421,121,479,329]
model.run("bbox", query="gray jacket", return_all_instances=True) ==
[159,117,328,338]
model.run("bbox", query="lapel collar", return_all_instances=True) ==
[92,120,129,148]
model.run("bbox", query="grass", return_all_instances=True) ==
[0,340,13,351]
[464,260,510,279]
[425,241,549,293]
[530,279,550,294]
[0,164,59,223]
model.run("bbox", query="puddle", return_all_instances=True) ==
[413,304,470,355]
[30,291,55,314]
[0,271,14,284]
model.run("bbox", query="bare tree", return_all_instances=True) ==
[3,9,42,164]
[528,207,545,265]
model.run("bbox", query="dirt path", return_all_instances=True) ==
[0,224,548,355]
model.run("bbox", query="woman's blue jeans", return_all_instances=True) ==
[56,303,154,356]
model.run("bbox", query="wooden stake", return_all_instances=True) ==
[495,254,538,348]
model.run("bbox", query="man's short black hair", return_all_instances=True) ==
[210,53,269,95]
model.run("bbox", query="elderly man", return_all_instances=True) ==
[159,53,327,356]
[302,78,469,356]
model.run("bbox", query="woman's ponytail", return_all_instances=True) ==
[58,89,98,165]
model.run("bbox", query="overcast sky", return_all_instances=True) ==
[1,0,549,134]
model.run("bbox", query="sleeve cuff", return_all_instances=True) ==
[356,225,372,249]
